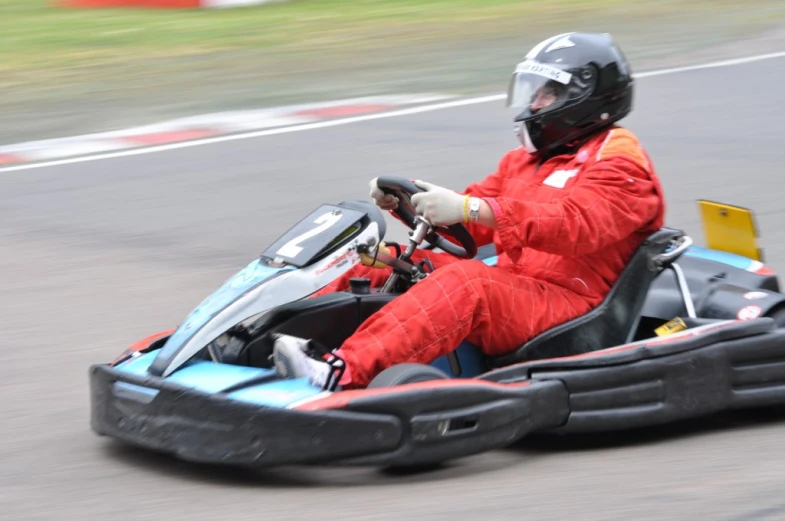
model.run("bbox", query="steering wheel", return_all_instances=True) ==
[375,175,478,259]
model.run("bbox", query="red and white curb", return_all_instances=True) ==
[0,93,455,166]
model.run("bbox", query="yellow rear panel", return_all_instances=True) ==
[697,200,762,261]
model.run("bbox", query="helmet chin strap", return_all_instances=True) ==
[514,121,538,153]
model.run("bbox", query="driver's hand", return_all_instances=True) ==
[369,178,399,210]
[411,180,467,227]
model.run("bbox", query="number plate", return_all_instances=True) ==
[260,204,368,267]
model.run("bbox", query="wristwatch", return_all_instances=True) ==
[468,197,481,222]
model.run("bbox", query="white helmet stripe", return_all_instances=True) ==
[525,32,576,59]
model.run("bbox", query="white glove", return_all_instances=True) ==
[369,178,399,210]
[411,180,467,227]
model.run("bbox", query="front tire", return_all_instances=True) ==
[367,363,452,474]
[367,363,450,388]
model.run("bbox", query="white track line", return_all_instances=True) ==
[2,49,785,174]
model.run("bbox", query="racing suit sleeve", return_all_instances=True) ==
[439,154,510,249]
[488,133,664,263]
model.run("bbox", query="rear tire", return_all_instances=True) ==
[766,306,785,328]
[366,363,450,388]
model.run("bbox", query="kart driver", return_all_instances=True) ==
[272,32,666,390]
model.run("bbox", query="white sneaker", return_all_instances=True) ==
[272,334,341,390]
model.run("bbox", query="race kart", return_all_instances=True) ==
[90,176,785,469]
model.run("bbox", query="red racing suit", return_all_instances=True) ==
[314,126,666,388]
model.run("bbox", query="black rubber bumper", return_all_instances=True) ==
[91,318,785,468]
[543,323,785,434]
[89,364,568,467]
[484,317,785,434]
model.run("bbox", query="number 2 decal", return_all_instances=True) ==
[276,211,343,258]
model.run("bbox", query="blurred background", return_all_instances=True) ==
[1,0,784,144]
[3,1,785,520]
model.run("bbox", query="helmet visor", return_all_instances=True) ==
[506,60,596,117]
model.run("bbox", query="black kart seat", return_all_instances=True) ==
[489,227,688,367]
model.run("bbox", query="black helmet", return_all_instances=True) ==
[507,32,634,156]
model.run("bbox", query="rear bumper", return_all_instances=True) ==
[89,364,567,467]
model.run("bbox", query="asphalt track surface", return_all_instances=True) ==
[4,54,785,521]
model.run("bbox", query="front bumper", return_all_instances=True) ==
[90,364,405,466]
[89,363,567,467]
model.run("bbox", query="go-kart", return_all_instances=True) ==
[89,176,785,468]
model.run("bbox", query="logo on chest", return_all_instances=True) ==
[542,168,580,189]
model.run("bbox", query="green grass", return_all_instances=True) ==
[2,0,784,143]
[3,0,782,88]
[0,0,661,87]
